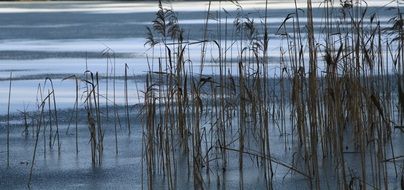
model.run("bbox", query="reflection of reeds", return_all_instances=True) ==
[20,107,30,137]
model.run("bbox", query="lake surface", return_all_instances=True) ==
[0,0,397,114]
[0,1,403,190]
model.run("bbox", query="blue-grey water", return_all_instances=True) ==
[0,1,402,190]
[0,0,399,114]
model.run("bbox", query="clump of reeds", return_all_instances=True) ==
[83,71,104,166]
[140,0,404,189]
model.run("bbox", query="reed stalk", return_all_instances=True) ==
[124,64,131,135]
[6,72,12,168]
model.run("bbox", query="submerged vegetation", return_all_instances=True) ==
[1,0,404,189]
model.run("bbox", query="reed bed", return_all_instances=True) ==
[140,0,404,189]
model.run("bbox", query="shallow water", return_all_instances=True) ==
[0,122,143,190]
[1,109,402,189]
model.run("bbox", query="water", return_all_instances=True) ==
[0,0,399,115]
[0,1,402,189]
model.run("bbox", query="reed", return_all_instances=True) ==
[44,78,61,153]
[139,0,404,189]
[75,77,79,154]
[6,72,12,168]
[62,75,80,154]
[28,91,52,187]
[124,63,131,135]
[102,48,110,121]
[83,71,104,166]
[48,89,52,150]
[113,53,120,155]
